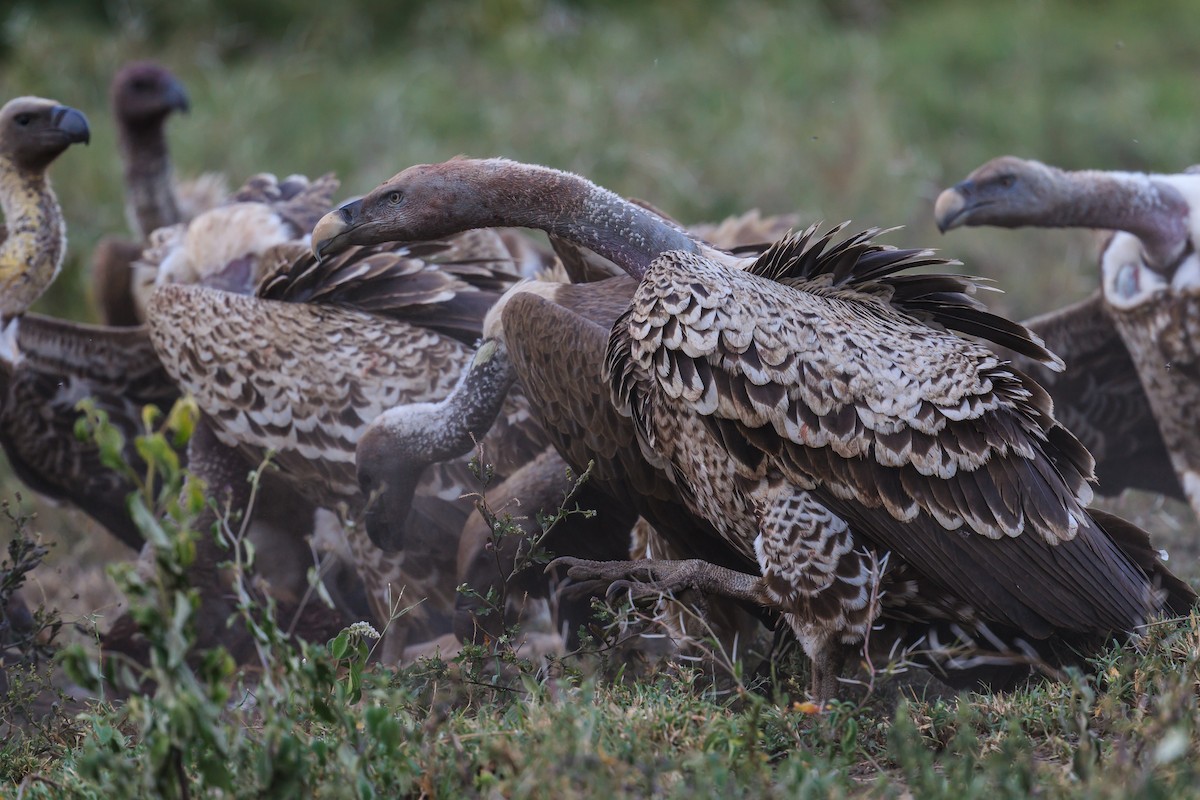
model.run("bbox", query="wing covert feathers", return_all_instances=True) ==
[604,222,1184,644]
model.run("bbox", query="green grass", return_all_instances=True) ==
[4,2,1200,796]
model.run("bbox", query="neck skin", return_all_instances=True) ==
[361,338,518,550]
[450,161,704,279]
[1029,166,1189,270]
[0,155,65,318]
[118,119,180,240]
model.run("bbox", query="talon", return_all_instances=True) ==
[605,579,634,602]
[545,555,587,576]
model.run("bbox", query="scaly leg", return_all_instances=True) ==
[548,556,771,607]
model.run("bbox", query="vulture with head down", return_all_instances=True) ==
[143,176,546,659]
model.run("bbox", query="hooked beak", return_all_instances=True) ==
[933,184,972,233]
[164,78,191,114]
[360,469,423,553]
[52,105,90,145]
[311,200,361,261]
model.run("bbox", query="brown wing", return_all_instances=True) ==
[257,230,520,347]
[609,243,1172,639]
[0,315,179,547]
[503,280,758,574]
[1006,291,1182,499]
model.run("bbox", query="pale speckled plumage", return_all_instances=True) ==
[0,97,89,325]
[937,156,1200,520]
[613,242,1082,540]
[606,225,1188,696]
[149,284,472,499]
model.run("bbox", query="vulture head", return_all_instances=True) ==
[0,96,89,173]
[312,158,520,259]
[933,156,1062,233]
[355,407,434,552]
[111,61,190,131]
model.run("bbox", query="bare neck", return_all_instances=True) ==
[460,161,702,279]
[1041,166,1190,268]
[118,120,180,239]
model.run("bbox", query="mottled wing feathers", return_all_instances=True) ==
[147,284,473,501]
[0,315,179,547]
[605,231,1172,636]
[1010,292,1183,499]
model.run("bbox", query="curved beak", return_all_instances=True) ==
[933,184,969,233]
[52,105,90,145]
[164,78,191,114]
[311,200,361,261]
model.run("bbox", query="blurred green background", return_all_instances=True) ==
[6,0,1200,322]
[2,0,1199,558]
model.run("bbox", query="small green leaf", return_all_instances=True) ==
[330,631,350,660]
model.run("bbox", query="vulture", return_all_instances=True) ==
[144,179,546,659]
[90,61,209,327]
[0,97,171,547]
[0,173,332,553]
[935,156,1200,515]
[312,157,1194,700]
[0,97,90,354]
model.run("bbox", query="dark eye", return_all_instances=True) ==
[14,113,31,126]
[998,174,1016,189]
[387,191,403,206]
[131,78,154,92]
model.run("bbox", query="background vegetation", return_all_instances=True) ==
[3,0,1200,796]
